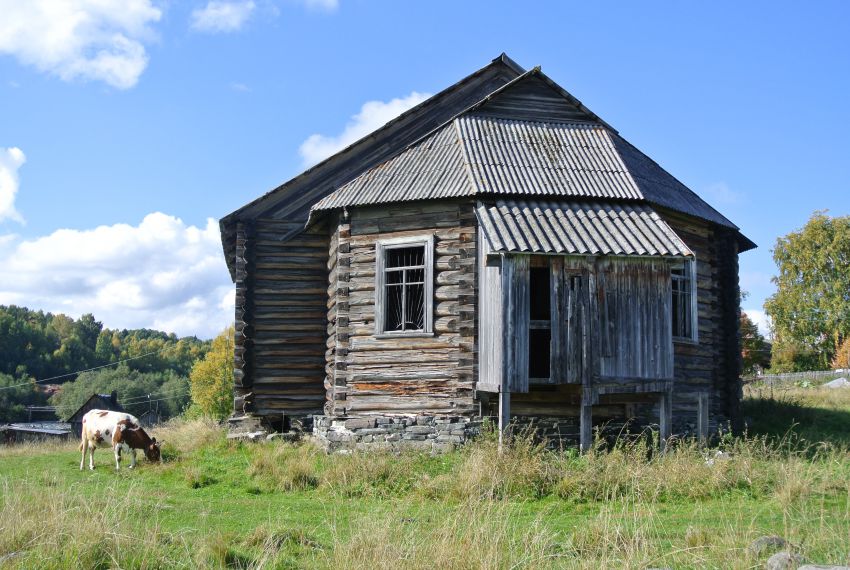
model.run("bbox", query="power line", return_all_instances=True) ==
[125,393,190,406]
[0,350,164,392]
[122,386,190,404]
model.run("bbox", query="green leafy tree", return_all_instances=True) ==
[765,211,850,370]
[0,374,46,422]
[189,326,234,420]
[50,364,190,421]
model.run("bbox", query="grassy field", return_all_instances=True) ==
[2,385,850,569]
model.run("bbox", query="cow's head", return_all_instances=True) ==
[144,437,162,462]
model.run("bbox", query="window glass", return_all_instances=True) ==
[672,259,696,340]
[379,242,429,333]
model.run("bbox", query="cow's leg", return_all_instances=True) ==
[114,443,122,470]
[79,440,86,470]
[128,448,136,469]
[89,444,95,470]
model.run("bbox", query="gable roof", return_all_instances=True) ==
[222,55,756,276]
[68,392,125,421]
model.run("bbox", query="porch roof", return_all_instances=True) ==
[476,199,693,257]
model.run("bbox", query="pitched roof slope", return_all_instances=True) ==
[477,199,693,257]
[312,111,741,235]
[218,54,526,279]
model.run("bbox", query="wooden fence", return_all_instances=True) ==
[743,369,849,385]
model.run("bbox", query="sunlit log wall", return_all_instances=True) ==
[324,200,478,417]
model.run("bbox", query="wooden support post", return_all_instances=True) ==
[697,392,709,444]
[579,389,593,452]
[498,390,510,450]
[659,389,673,451]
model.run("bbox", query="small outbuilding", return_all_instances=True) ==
[1,423,71,445]
[68,391,125,437]
[220,54,756,450]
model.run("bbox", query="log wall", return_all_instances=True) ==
[661,209,742,434]
[325,201,478,416]
[245,218,329,423]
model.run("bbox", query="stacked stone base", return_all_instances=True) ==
[312,415,481,452]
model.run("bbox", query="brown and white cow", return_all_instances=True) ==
[79,410,161,470]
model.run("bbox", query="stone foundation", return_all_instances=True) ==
[312,415,481,452]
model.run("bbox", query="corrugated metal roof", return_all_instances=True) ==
[459,115,641,200]
[312,124,469,210]
[311,114,737,232]
[476,199,693,257]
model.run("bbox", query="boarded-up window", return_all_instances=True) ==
[672,259,697,341]
[375,236,434,335]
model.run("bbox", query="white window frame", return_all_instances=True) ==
[672,257,698,343]
[374,235,434,337]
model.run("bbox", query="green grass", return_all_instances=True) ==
[1,391,850,569]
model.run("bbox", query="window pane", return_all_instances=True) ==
[529,328,551,379]
[671,260,694,339]
[386,246,424,268]
[385,270,403,284]
[529,267,550,321]
[385,284,404,331]
[405,283,425,330]
[407,268,425,284]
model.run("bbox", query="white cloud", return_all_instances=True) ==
[0,0,161,89]
[703,182,743,205]
[0,213,234,338]
[230,82,251,92]
[299,91,431,166]
[300,0,339,11]
[0,147,26,224]
[744,309,772,339]
[190,1,255,33]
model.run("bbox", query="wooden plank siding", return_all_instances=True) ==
[246,219,329,419]
[325,201,478,416]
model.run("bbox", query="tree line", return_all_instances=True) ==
[0,305,212,422]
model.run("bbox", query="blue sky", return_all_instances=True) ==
[0,0,848,338]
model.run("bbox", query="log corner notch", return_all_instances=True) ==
[232,220,256,423]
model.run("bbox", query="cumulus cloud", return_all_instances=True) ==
[0,0,161,89]
[0,213,234,338]
[744,309,772,339]
[0,147,26,224]
[190,1,255,33]
[299,91,431,166]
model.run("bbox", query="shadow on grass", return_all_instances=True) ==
[743,390,850,448]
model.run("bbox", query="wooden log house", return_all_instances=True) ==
[220,54,755,450]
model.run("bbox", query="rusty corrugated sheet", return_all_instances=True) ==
[476,199,693,257]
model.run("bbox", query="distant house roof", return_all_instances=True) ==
[68,391,125,422]
[477,200,693,257]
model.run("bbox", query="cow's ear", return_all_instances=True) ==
[151,437,156,443]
